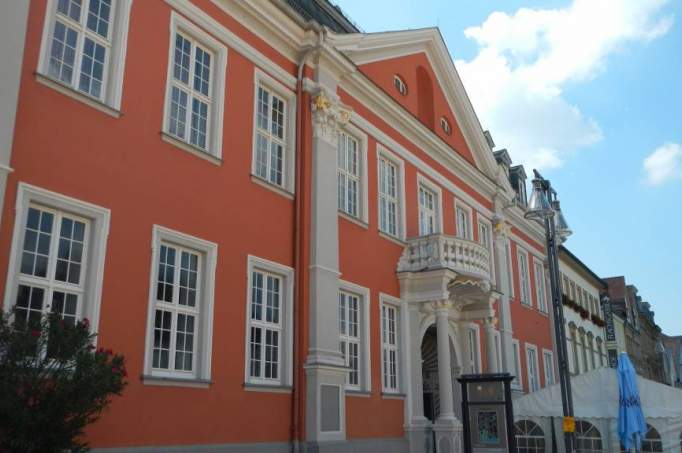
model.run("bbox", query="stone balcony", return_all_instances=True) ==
[397,233,491,282]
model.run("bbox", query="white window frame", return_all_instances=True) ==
[533,258,548,313]
[393,74,407,95]
[337,122,369,224]
[377,145,406,241]
[339,280,371,393]
[494,330,503,372]
[477,216,495,282]
[162,12,227,159]
[512,338,523,389]
[3,183,110,336]
[244,255,294,389]
[455,202,473,240]
[543,349,555,386]
[525,343,540,392]
[517,249,531,306]
[37,0,133,111]
[251,69,297,194]
[417,174,443,236]
[143,225,217,384]
[466,323,481,374]
[380,294,402,394]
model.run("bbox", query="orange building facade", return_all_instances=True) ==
[0,1,556,452]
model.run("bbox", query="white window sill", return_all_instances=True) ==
[243,382,293,393]
[161,132,223,166]
[378,231,406,247]
[338,210,368,229]
[142,374,211,389]
[250,175,294,200]
[381,392,406,399]
[345,389,371,397]
[35,72,121,118]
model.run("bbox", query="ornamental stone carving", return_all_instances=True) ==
[311,88,351,146]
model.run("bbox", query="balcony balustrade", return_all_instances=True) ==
[397,233,491,283]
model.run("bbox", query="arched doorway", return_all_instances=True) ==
[421,325,462,423]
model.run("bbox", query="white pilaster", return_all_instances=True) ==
[493,216,515,378]
[484,317,499,373]
[435,302,456,422]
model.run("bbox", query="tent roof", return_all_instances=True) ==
[514,367,682,419]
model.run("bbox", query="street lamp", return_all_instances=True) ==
[525,169,576,453]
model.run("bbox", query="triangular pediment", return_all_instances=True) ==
[329,28,501,181]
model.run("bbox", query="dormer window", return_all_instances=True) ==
[393,75,407,96]
[440,117,451,135]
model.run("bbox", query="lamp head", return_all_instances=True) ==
[524,178,553,220]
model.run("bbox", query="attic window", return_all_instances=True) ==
[393,75,407,96]
[440,117,452,135]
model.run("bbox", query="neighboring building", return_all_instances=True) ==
[662,335,682,388]
[558,246,608,375]
[0,0,584,452]
[603,277,666,384]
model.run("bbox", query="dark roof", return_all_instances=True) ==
[493,149,512,168]
[285,0,360,33]
[559,245,607,289]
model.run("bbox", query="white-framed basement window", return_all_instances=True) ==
[534,259,548,313]
[162,12,227,159]
[455,202,472,240]
[37,0,133,111]
[143,225,217,385]
[337,123,369,223]
[543,349,555,386]
[377,146,406,240]
[3,183,110,339]
[244,255,294,388]
[512,338,523,390]
[525,343,540,392]
[380,294,401,394]
[338,280,370,393]
[251,69,297,194]
[417,175,442,236]
[517,249,531,306]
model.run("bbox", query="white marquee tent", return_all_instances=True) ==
[513,367,682,452]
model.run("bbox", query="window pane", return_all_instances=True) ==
[251,271,263,320]
[265,275,280,324]
[55,216,86,285]
[193,46,211,96]
[156,245,176,303]
[174,313,195,372]
[49,21,79,84]
[86,0,111,38]
[15,285,45,328]
[169,86,188,139]
[78,38,106,98]
[179,251,199,307]
[21,208,53,278]
[190,98,208,150]
[269,142,283,186]
[264,329,279,379]
[57,0,82,22]
[152,310,172,369]
[173,34,191,85]
[249,326,262,377]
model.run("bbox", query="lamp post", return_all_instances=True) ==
[524,169,575,453]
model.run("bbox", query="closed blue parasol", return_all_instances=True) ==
[618,352,647,451]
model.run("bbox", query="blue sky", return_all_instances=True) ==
[336,0,682,335]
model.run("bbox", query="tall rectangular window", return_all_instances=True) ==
[248,270,282,382]
[543,350,555,386]
[254,85,287,187]
[381,304,400,393]
[512,340,523,389]
[468,327,480,373]
[526,345,540,392]
[151,243,201,374]
[518,252,531,305]
[378,156,399,237]
[14,206,89,336]
[479,222,491,249]
[534,261,548,312]
[418,184,437,236]
[337,133,360,217]
[456,206,471,239]
[339,292,361,389]
[42,0,123,101]
[166,32,213,151]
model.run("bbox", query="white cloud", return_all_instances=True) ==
[455,0,673,171]
[643,143,682,185]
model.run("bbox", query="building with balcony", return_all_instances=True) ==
[0,1,559,452]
